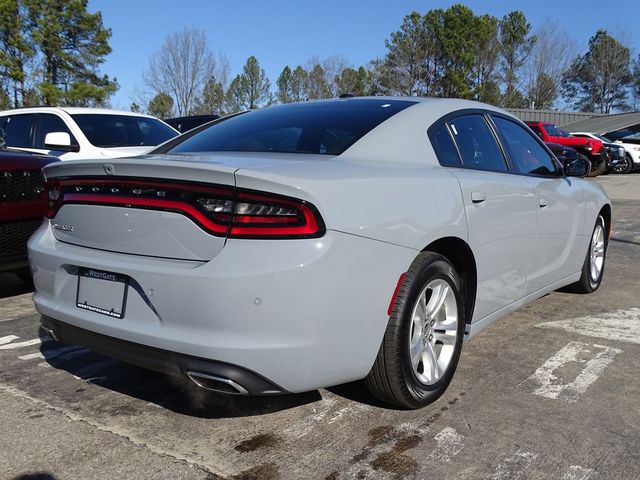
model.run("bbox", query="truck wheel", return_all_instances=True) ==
[587,157,606,177]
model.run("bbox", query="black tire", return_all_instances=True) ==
[587,156,606,177]
[619,154,634,174]
[366,252,465,409]
[566,215,607,293]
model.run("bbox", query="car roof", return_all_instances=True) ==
[0,106,159,119]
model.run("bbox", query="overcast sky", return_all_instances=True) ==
[90,0,640,110]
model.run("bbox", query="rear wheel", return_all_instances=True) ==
[366,252,465,409]
[566,215,607,293]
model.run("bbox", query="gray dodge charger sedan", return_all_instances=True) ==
[28,97,610,409]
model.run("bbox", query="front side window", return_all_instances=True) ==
[447,115,508,172]
[493,116,559,176]
[2,114,36,148]
[35,114,77,148]
[71,114,177,148]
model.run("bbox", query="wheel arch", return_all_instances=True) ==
[599,203,612,239]
[422,237,477,325]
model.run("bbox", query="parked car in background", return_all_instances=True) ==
[526,121,606,176]
[165,114,220,133]
[30,98,610,409]
[571,132,630,174]
[597,129,640,172]
[0,107,178,160]
[0,129,58,282]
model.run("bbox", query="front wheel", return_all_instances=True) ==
[567,215,607,293]
[366,252,465,409]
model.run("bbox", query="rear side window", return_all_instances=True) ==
[492,116,559,176]
[430,124,461,167]
[2,114,35,148]
[35,114,77,148]
[447,115,508,172]
[168,99,416,156]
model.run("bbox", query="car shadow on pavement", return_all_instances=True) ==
[11,474,57,480]
[37,329,322,418]
[0,272,33,299]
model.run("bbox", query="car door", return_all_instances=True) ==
[490,115,585,293]
[432,113,537,322]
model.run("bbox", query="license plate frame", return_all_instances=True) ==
[76,267,129,319]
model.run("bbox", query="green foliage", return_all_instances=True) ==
[130,102,141,113]
[147,92,173,118]
[498,11,536,107]
[192,77,225,115]
[290,66,308,102]
[562,30,632,113]
[0,0,117,107]
[225,56,271,111]
[334,66,371,96]
[526,72,556,109]
[306,64,332,99]
[0,0,33,107]
[276,65,293,103]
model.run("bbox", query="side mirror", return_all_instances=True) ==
[44,131,79,152]
[564,157,590,177]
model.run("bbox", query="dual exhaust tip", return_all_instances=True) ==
[186,370,249,395]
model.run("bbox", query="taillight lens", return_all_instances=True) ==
[44,178,324,239]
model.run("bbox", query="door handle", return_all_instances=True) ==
[539,198,548,208]
[471,191,487,204]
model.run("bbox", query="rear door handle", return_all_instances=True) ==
[471,191,487,204]
[539,198,548,208]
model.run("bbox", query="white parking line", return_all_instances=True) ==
[536,308,640,345]
[490,450,538,480]
[561,465,597,480]
[428,427,465,463]
[0,337,50,350]
[526,341,622,402]
[0,335,19,346]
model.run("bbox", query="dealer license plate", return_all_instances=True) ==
[76,268,128,318]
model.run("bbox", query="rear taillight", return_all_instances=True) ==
[44,178,324,239]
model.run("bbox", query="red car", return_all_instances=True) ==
[1,137,58,281]
[526,121,606,176]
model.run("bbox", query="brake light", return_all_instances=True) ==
[44,178,325,239]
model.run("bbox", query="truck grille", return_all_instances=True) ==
[0,220,41,259]
[0,170,45,201]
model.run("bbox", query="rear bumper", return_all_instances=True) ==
[29,222,416,393]
[40,315,286,395]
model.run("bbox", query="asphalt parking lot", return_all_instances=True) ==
[1,174,639,480]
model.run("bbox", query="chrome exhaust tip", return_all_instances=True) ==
[186,371,249,395]
[41,325,59,342]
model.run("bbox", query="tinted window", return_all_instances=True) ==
[35,114,77,148]
[447,115,507,172]
[168,99,416,155]
[493,117,559,176]
[430,124,461,167]
[542,123,566,136]
[528,125,544,139]
[3,114,35,148]
[71,114,177,148]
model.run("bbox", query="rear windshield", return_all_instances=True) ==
[167,99,416,156]
[71,114,177,148]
